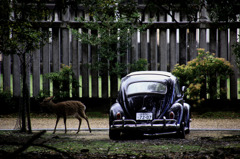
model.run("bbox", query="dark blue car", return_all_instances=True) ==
[109,71,191,139]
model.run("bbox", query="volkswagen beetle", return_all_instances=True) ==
[109,71,191,139]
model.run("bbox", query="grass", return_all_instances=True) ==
[0,131,203,157]
[1,130,240,158]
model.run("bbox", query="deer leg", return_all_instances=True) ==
[63,116,67,134]
[84,116,91,133]
[76,117,82,134]
[53,117,60,134]
[79,110,91,133]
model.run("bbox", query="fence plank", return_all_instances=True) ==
[52,28,60,96]
[25,54,31,95]
[62,28,70,66]
[72,31,80,97]
[199,28,207,50]
[179,28,187,65]
[81,28,89,98]
[150,29,157,70]
[42,31,50,93]
[160,29,167,71]
[219,29,228,99]
[170,29,177,71]
[208,28,218,99]
[3,55,11,91]
[91,33,99,98]
[32,49,40,97]
[188,28,197,61]
[230,28,238,99]
[13,54,21,96]
[209,28,217,54]
[141,12,148,61]
[131,31,138,63]
[140,30,148,60]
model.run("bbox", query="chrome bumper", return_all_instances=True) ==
[111,118,180,131]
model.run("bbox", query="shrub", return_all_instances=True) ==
[130,58,148,72]
[43,64,79,99]
[0,89,16,114]
[172,48,233,105]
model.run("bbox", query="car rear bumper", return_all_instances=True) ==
[110,118,180,132]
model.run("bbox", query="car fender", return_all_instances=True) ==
[110,102,124,121]
[183,103,191,123]
[169,103,183,124]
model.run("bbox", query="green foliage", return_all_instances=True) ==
[44,64,79,99]
[130,58,148,72]
[172,48,233,104]
[0,0,50,56]
[207,0,240,23]
[72,0,147,76]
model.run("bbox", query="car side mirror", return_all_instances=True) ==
[182,86,186,93]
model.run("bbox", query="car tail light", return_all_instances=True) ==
[116,112,121,120]
[169,111,175,119]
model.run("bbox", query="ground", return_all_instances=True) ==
[0,118,240,158]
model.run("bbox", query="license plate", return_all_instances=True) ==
[136,113,153,120]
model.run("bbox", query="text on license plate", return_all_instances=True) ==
[136,113,153,120]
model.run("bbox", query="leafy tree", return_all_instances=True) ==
[0,0,50,133]
[207,0,240,22]
[72,0,147,76]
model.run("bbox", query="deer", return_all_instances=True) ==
[41,96,91,134]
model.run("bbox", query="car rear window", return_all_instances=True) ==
[127,82,167,95]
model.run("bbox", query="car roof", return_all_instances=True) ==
[122,71,176,85]
[127,71,174,78]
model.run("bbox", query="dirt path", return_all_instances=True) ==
[1,118,240,130]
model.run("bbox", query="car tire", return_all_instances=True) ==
[185,120,190,134]
[109,129,121,140]
[177,121,185,139]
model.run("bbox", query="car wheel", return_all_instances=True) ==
[177,121,185,139]
[185,120,190,134]
[109,129,121,140]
